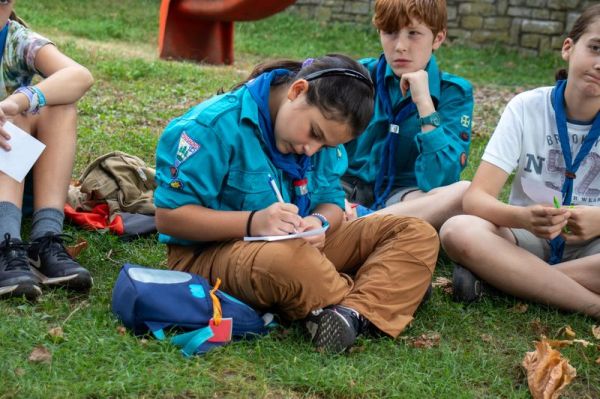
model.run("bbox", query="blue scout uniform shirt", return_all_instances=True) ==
[154,86,348,245]
[344,56,473,193]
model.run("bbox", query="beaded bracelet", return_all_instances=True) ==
[31,86,46,109]
[309,212,329,227]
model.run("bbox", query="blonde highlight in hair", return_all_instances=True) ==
[373,0,447,35]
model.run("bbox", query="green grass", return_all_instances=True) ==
[1,1,598,398]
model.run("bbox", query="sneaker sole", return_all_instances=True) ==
[30,268,93,291]
[312,311,356,353]
[0,283,42,300]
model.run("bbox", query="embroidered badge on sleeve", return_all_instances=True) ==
[170,132,201,181]
[460,115,471,128]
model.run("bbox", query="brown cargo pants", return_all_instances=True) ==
[167,214,438,337]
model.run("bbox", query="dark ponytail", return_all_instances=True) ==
[232,54,375,138]
[555,3,600,81]
[9,11,27,27]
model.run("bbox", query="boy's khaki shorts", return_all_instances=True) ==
[511,228,600,262]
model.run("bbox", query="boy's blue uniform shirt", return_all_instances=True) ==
[344,56,474,194]
[154,86,347,245]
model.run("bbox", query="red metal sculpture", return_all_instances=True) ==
[159,0,296,65]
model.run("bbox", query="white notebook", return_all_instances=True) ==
[244,224,329,242]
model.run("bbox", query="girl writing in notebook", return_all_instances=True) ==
[440,4,600,319]
[0,2,94,300]
[154,54,438,353]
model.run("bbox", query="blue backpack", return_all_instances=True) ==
[112,264,270,355]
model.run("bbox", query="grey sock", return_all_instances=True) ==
[31,208,64,241]
[0,201,22,241]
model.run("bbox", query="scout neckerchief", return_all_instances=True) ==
[548,79,600,265]
[372,54,417,209]
[0,22,9,63]
[245,69,312,217]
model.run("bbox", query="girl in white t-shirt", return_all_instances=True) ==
[440,4,600,319]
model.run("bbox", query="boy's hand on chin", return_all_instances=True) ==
[400,70,430,103]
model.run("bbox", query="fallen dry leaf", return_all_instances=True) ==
[572,339,593,348]
[592,325,600,340]
[562,325,576,338]
[481,334,493,343]
[116,326,127,336]
[13,368,25,377]
[522,339,576,399]
[546,339,573,349]
[47,326,64,342]
[596,357,600,365]
[431,277,453,295]
[432,277,451,287]
[28,345,52,364]
[511,303,529,314]
[66,239,88,259]
[409,333,441,349]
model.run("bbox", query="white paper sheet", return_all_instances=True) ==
[521,176,562,205]
[244,224,330,242]
[0,122,45,182]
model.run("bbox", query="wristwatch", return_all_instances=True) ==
[418,111,441,127]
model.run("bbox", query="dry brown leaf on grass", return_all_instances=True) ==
[596,357,600,365]
[592,325,600,340]
[560,325,576,338]
[522,339,576,399]
[13,368,25,377]
[431,277,451,287]
[572,339,593,348]
[546,338,593,349]
[511,303,529,314]
[481,334,493,343]
[47,326,65,342]
[116,326,127,336]
[28,345,52,364]
[409,333,441,349]
[545,339,573,349]
[66,239,88,259]
[431,277,453,295]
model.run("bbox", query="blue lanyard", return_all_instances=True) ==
[0,23,8,62]
[372,54,416,209]
[245,69,312,216]
[548,79,600,264]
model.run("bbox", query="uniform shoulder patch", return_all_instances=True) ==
[175,132,201,166]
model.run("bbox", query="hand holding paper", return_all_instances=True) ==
[244,223,329,241]
[0,121,46,182]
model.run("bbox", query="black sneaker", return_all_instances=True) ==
[452,263,484,303]
[305,305,369,353]
[28,233,92,291]
[421,283,433,304]
[0,234,42,300]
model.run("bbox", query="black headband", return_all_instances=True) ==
[302,68,374,91]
